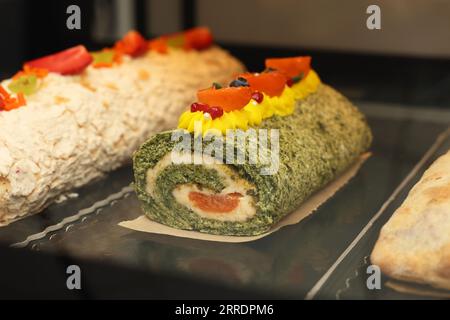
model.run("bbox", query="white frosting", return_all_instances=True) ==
[0,47,244,224]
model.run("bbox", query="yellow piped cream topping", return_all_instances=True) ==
[178,70,321,135]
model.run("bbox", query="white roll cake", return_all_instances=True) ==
[0,28,244,224]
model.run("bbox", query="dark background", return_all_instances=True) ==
[0,0,449,107]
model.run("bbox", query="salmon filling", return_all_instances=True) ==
[173,183,256,222]
[146,152,257,222]
[188,191,242,213]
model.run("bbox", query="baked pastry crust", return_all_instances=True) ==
[371,149,450,291]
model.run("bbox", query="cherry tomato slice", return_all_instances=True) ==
[25,45,93,75]
[240,71,287,97]
[188,192,242,213]
[184,27,213,50]
[197,86,252,112]
[265,56,311,78]
[148,38,168,54]
[115,30,148,57]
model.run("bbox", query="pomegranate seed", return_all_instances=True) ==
[190,102,209,113]
[251,91,264,104]
[286,78,294,87]
[191,102,223,119]
[208,106,224,119]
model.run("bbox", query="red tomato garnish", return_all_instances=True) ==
[0,85,9,99]
[0,86,7,109]
[265,56,311,78]
[197,86,252,112]
[25,45,93,75]
[115,30,148,57]
[148,38,168,54]
[148,27,213,53]
[184,27,213,50]
[13,65,48,80]
[188,192,242,213]
[0,87,26,111]
[240,71,287,97]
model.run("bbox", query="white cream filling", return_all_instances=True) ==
[145,152,257,222]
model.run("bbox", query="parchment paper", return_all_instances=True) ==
[119,153,370,243]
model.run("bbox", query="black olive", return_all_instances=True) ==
[292,72,305,84]
[229,77,249,87]
[212,82,222,89]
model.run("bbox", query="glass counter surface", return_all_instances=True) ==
[0,102,449,299]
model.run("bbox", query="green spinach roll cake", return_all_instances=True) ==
[133,57,372,236]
